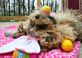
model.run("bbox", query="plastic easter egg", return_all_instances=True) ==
[41,6,51,13]
[5,31,11,37]
[61,39,73,52]
[12,33,17,38]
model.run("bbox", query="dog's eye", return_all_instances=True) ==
[47,32,53,35]
[45,37,49,42]
[50,37,54,41]
[44,36,54,42]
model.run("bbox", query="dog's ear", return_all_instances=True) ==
[53,31,63,48]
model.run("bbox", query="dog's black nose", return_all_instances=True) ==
[36,24,48,30]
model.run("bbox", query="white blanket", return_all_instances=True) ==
[0,36,40,54]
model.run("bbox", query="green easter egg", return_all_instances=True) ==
[12,33,17,38]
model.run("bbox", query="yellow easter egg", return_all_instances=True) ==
[41,6,51,13]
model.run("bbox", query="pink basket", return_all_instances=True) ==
[0,52,38,58]
[0,52,13,58]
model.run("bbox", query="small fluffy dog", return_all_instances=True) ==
[16,10,82,51]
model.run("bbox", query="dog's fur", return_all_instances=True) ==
[52,10,82,42]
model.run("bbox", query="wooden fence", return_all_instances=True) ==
[0,16,28,22]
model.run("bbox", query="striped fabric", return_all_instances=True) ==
[12,50,38,58]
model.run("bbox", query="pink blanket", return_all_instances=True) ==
[0,25,81,58]
[0,41,80,58]
[0,25,17,46]
[39,41,80,58]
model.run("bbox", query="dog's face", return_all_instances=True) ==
[39,31,57,50]
[42,32,54,42]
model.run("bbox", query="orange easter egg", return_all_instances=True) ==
[61,39,73,52]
